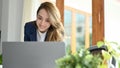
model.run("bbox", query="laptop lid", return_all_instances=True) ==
[2,42,65,68]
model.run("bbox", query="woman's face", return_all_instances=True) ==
[36,9,51,33]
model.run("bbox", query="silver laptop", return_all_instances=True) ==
[2,42,65,68]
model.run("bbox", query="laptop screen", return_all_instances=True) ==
[2,42,65,68]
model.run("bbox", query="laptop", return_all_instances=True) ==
[2,42,65,68]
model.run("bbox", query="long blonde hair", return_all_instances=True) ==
[37,2,64,41]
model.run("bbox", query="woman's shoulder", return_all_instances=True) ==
[24,21,37,32]
[25,21,36,26]
[25,21,37,28]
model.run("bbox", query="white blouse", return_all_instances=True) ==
[37,30,47,42]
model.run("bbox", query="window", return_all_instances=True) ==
[64,5,92,52]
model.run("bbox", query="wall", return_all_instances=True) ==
[105,0,120,43]
[1,0,24,41]
[0,0,2,54]
[0,0,2,30]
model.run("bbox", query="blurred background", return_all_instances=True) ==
[0,0,120,54]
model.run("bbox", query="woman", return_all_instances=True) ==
[24,2,64,41]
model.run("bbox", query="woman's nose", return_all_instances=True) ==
[40,20,45,25]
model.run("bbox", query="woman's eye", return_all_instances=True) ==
[46,19,50,22]
[38,17,42,20]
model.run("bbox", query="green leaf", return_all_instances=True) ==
[102,50,111,60]
[99,64,107,68]
[66,64,73,68]
[97,41,104,48]
[75,63,81,68]
[73,53,80,62]
[84,54,93,62]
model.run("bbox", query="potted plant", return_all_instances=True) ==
[55,40,120,68]
[97,41,120,68]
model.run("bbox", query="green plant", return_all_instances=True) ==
[0,54,2,65]
[97,41,120,68]
[56,40,120,68]
[55,46,102,68]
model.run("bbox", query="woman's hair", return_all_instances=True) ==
[37,2,64,41]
